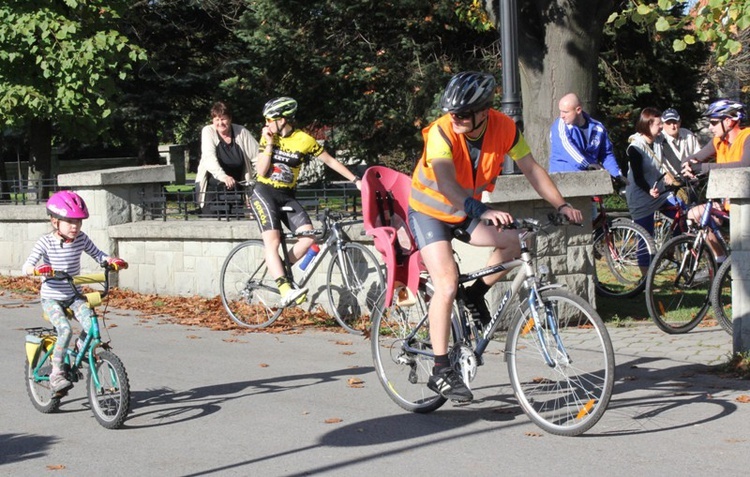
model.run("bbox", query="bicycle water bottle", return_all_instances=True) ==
[299,244,320,271]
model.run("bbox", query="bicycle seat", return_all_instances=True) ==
[361,166,423,306]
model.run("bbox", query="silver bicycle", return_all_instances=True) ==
[371,214,615,436]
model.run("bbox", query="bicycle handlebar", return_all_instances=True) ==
[489,213,581,231]
[45,262,118,302]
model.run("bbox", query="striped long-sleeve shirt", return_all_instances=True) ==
[23,232,109,301]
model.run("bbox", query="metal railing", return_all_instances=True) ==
[140,182,362,221]
[0,179,60,205]
[0,178,362,221]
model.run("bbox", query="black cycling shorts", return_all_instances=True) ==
[250,182,311,233]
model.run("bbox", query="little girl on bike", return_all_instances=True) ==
[22,191,127,394]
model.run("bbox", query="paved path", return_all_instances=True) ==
[1,295,748,476]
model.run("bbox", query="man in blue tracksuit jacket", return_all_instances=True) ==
[548,93,625,182]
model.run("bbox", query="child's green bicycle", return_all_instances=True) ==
[24,263,131,429]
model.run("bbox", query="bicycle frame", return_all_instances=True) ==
[398,220,565,367]
[28,270,114,391]
[674,199,729,283]
[275,211,363,291]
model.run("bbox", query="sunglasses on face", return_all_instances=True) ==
[265,117,282,124]
[709,119,722,126]
[453,111,481,121]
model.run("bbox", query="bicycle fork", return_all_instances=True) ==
[526,285,571,368]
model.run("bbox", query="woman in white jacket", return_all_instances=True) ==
[195,102,259,213]
[625,107,674,271]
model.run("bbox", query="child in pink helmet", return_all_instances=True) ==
[22,190,128,394]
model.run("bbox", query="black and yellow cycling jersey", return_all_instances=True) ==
[257,129,324,189]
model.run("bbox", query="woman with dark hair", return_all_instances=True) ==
[625,107,674,270]
[195,101,259,215]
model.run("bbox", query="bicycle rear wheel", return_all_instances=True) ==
[25,349,61,414]
[220,240,283,328]
[645,234,715,334]
[593,219,654,299]
[371,280,446,413]
[506,289,615,436]
[87,349,131,429]
[710,257,733,335]
[326,242,385,334]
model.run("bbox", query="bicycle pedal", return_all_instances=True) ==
[294,292,308,305]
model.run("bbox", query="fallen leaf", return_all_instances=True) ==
[46,464,66,470]
[736,395,750,403]
[335,340,352,346]
[524,432,543,437]
[347,377,364,388]
[186,335,201,340]
[259,363,269,368]
[324,418,343,424]
[341,351,355,356]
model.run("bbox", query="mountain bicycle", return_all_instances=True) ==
[710,256,733,335]
[371,214,615,436]
[592,194,655,298]
[651,175,705,251]
[24,263,131,429]
[220,208,385,333]
[645,198,730,334]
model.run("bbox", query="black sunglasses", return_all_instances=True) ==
[451,111,476,120]
[709,119,722,126]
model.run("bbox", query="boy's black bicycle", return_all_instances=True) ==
[371,215,615,436]
[24,263,131,429]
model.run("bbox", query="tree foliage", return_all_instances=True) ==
[609,0,750,66]
[597,11,711,158]
[230,0,499,172]
[0,0,144,137]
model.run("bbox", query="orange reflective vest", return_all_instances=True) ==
[409,110,518,223]
[714,128,750,164]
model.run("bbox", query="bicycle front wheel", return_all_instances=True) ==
[220,240,283,328]
[87,349,131,429]
[593,219,654,299]
[710,257,733,335]
[371,281,446,413]
[645,234,715,334]
[326,242,385,334]
[506,289,615,436]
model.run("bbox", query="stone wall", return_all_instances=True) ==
[0,166,613,312]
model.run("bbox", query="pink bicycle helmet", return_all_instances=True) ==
[46,190,89,219]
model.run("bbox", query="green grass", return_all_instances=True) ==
[595,293,651,326]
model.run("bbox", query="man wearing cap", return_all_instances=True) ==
[548,93,627,185]
[658,108,701,183]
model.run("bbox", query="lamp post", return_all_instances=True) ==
[499,0,521,174]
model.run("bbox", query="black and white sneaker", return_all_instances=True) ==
[427,367,473,402]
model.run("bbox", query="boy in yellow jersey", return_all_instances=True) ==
[250,97,361,306]
[409,72,582,401]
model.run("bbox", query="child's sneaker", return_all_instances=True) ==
[49,370,73,394]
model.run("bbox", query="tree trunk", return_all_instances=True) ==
[512,0,615,166]
[27,118,53,200]
[137,121,161,166]
[482,0,616,166]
